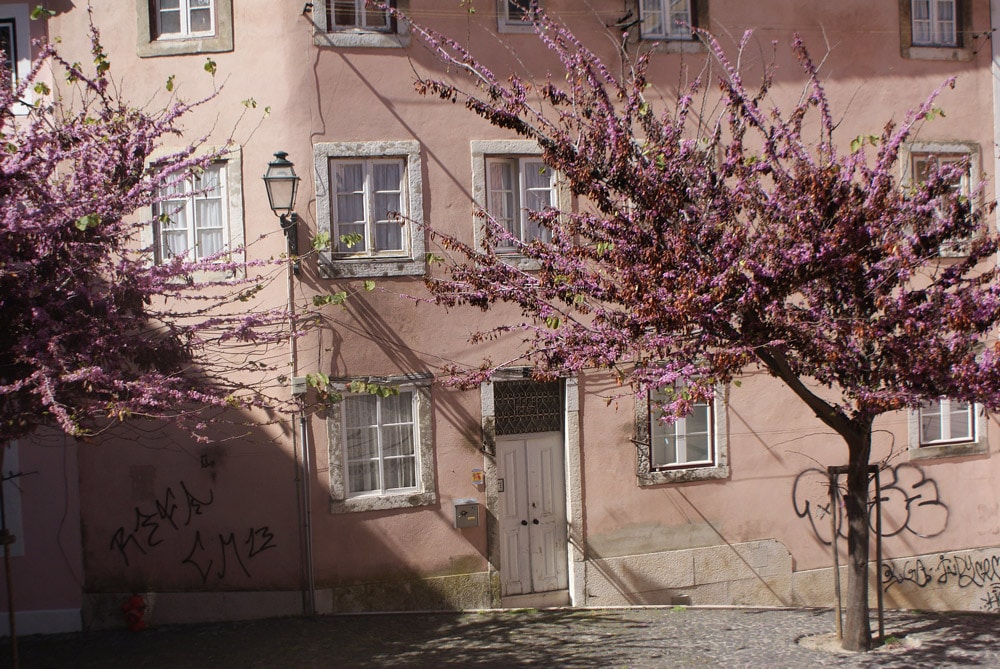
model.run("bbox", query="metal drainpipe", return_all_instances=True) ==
[287,238,316,616]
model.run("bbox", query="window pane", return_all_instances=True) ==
[640,0,664,36]
[383,456,415,489]
[159,10,181,35]
[949,401,971,440]
[364,6,390,29]
[190,7,212,33]
[372,162,402,192]
[333,0,360,26]
[0,21,14,86]
[919,401,942,443]
[348,461,379,493]
[685,432,711,463]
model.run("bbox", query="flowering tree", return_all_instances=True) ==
[0,25,292,445]
[407,12,1000,652]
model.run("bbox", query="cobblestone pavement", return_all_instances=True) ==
[4,607,1000,668]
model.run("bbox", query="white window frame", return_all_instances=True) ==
[899,0,971,61]
[909,398,987,460]
[911,0,957,47]
[636,385,729,485]
[313,0,410,48]
[155,0,216,40]
[484,156,555,251]
[0,4,31,114]
[143,146,245,272]
[330,157,406,257]
[137,0,233,58]
[327,373,436,514]
[471,140,565,268]
[498,0,536,33]
[315,140,425,278]
[153,162,228,263]
[649,393,715,469]
[640,0,693,40]
[901,141,980,257]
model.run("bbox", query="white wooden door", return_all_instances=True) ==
[497,433,568,596]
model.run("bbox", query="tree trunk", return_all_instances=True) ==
[841,426,873,652]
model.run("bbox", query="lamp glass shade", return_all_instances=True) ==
[263,152,300,215]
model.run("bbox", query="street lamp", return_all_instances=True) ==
[262,151,301,275]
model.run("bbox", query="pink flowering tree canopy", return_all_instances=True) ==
[407,10,1000,652]
[0,27,292,443]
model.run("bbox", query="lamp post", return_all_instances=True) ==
[262,151,315,614]
[262,151,301,275]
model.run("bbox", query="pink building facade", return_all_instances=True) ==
[5,0,1000,632]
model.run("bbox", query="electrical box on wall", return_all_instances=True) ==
[453,499,479,528]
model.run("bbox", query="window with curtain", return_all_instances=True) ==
[343,390,419,496]
[485,156,555,249]
[153,163,227,262]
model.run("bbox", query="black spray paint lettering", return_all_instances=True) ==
[110,480,276,582]
[792,463,948,546]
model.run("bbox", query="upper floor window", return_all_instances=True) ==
[153,163,227,263]
[144,146,245,270]
[636,385,729,485]
[908,397,987,460]
[327,373,437,514]
[911,0,956,46]
[640,0,693,40]
[329,0,391,32]
[156,0,215,39]
[904,141,980,256]
[314,140,425,278]
[899,0,971,60]
[313,0,409,48]
[332,158,405,255]
[498,0,537,32]
[485,156,555,251]
[138,0,233,57]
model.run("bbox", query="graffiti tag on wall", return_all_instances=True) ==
[881,551,1000,612]
[109,480,277,583]
[792,462,948,546]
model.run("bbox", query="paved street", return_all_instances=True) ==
[4,607,1000,668]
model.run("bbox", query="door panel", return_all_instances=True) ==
[497,433,568,596]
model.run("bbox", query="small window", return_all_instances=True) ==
[636,385,729,485]
[494,379,562,435]
[911,0,956,46]
[485,157,555,250]
[649,394,714,469]
[343,390,419,496]
[153,163,228,263]
[327,374,436,513]
[640,0,694,40]
[918,398,973,446]
[329,0,392,32]
[314,0,409,48]
[315,141,425,278]
[156,0,216,39]
[0,18,15,90]
[332,158,406,255]
[908,398,987,460]
[899,0,971,60]
[0,4,32,109]
[498,0,536,32]
[137,0,233,57]
[905,142,980,256]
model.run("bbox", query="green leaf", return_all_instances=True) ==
[165,75,175,92]
[33,82,50,96]
[363,280,376,292]
[311,231,331,251]
[75,214,101,231]
[733,379,742,388]
[241,98,258,109]
[306,372,330,389]
[204,58,217,76]
[30,5,56,19]
[339,232,364,249]
[313,292,348,307]
[545,315,561,329]
[426,252,445,265]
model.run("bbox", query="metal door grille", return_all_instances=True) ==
[494,380,562,435]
